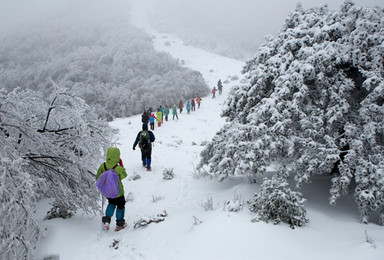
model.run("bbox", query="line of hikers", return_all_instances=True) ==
[96,124,156,232]
[95,86,226,232]
[212,79,223,99]
[141,97,203,130]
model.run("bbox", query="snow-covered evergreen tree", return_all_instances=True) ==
[0,87,112,259]
[199,1,384,224]
[250,173,308,228]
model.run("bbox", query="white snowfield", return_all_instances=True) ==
[36,3,384,260]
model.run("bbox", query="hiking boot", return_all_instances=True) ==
[103,222,110,231]
[142,162,147,167]
[115,222,127,232]
[146,165,151,171]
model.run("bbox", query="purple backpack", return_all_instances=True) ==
[96,163,120,198]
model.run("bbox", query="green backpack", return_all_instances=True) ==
[139,130,151,150]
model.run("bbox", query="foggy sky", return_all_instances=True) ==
[0,0,383,58]
[1,0,383,34]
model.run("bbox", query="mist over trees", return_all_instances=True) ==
[146,0,384,60]
[199,1,384,224]
[0,1,209,120]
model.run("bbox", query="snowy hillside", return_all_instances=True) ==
[36,4,384,260]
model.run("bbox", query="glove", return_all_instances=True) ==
[133,147,136,150]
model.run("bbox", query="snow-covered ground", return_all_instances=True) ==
[36,2,384,260]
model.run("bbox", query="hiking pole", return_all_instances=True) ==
[101,195,105,216]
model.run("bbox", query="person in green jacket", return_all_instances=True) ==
[172,104,178,120]
[96,147,127,231]
[164,105,170,121]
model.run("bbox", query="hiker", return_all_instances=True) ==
[191,98,196,111]
[172,104,179,120]
[217,79,223,95]
[178,100,184,114]
[196,97,202,109]
[164,105,170,121]
[159,105,164,123]
[96,147,128,231]
[149,112,157,130]
[156,109,163,127]
[212,87,217,99]
[141,110,149,124]
[133,123,155,171]
[186,100,191,114]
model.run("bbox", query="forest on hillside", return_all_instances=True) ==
[0,3,209,120]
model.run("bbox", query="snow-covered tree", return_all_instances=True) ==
[199,1,384,224]
[0,87,112,259]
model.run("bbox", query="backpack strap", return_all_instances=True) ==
[104,162,119,171]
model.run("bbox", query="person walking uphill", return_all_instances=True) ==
[186,100,191,114]
[172,104,179,120]
[196,96,202,109]
[156,109,163,127]
[178,100,184,114]
[164,105,170,121]
[96,147,127,231]
[133,123,155,171]
[191,98,196,111]
[149,112,157,130]
[141,110,149,124]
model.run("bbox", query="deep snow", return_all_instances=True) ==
[36,2,384,260]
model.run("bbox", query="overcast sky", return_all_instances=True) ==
[0,0,382,33]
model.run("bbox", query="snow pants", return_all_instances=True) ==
[102,195,126,226]
[141,148,152,167]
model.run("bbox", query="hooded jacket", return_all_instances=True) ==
[96,147,127,198]
[133,124,155,150]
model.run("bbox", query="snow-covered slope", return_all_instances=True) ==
[36,3,384,260]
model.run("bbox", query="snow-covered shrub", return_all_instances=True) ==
[224,188,244,212]
[44,202,76,220]
[250,175,308,229]
[231,75,239,81]
[0,87,111,259]
[199,2,384,224]
[133,211,168,228]
[198,196,214,211]
[151,194,165,203]
[163,168,175,180]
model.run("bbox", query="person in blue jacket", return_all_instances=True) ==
[133,124,155,170]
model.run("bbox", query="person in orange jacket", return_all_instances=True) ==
[196,97,202,109]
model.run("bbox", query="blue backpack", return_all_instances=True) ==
[96,163,120,198]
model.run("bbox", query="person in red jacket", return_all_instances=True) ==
[178,100,184,113]
[191,98,196,111]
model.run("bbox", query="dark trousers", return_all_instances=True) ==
[141,148,152,166]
